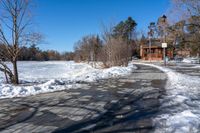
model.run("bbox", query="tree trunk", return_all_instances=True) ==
[4,69,8,83]
[12,60,19,84]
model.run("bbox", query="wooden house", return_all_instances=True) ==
[140,40,174,60]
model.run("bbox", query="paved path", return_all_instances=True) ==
[166,63,200,77]
[0,65,167,133]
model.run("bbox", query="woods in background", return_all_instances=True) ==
[18,44,74,61]
[74,17,138,67]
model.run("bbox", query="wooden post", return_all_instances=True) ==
[162,43,167,66]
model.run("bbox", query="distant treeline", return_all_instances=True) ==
[1,44,74,61]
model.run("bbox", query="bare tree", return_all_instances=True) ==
[74,35,102,66]
[101,36,131,67]
[173,0,200,16]
[100,24,132,67]
[169,0,200,56]
[0,0,41,84]
[168,0,200,22]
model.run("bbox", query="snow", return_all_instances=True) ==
[192,65,200,68]
[0,61,136,99]
[182,58,192,63]
[182,57,200,64]
[135,62,200,133]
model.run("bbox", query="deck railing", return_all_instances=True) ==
[144,53,163,58]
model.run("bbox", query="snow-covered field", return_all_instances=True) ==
[135,62,200,133]
[0,61,136,99]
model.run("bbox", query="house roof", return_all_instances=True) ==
[141,40,162,48]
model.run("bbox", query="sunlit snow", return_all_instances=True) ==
[0,61,136,99]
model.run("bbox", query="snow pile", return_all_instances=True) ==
[0,61,136,98]
[135,63,200,133]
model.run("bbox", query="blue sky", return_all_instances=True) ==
[34,0,170,52]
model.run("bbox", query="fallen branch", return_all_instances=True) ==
[0,60,14,83]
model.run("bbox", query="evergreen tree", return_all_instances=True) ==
[113,17,137,41]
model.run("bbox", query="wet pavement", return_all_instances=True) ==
[0,65,167,133]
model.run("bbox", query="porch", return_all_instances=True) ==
[140,46,163,60]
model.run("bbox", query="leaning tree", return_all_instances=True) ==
[0,0,42,84]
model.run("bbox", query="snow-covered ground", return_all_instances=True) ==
[135,62,200,133]
[0,61,136,99]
